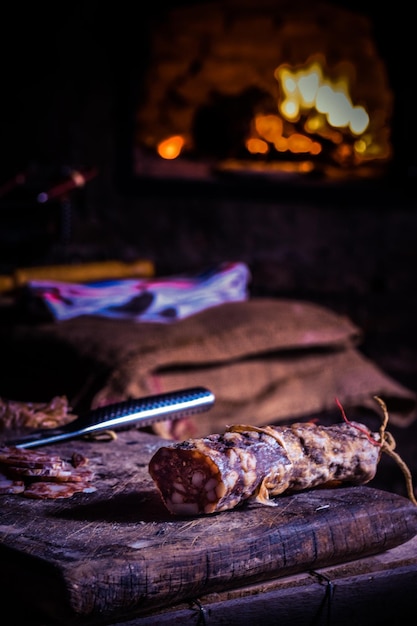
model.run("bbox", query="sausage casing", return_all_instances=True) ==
[148,421,381,515]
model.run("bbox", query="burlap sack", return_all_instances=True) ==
[31,297,413,437]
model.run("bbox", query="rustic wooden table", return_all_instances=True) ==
[1,430,416,626]
[117,536,417,626]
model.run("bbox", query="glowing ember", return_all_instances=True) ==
[247,113,322,156]
[157,135,185,160]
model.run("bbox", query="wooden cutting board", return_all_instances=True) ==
[1,429,417,625]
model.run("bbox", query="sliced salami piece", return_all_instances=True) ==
[148,421,382,515]
[0,446,63,469]
[7,465,75,480]
[0,445,96,498]
[23,480,97,499]
[0,395,76,432]
[0,471,25,494]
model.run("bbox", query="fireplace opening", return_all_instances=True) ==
[123,0,412,199]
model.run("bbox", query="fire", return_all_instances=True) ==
[245,57,372,163]
[157,135,185,160]
[247,113,322,156]
[274,58,371,160]
[276,60,370,134]
[136,0,394,179]
[159,58,375,167]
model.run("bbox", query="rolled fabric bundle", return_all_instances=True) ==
[21,262,249,322]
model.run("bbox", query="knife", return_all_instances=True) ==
[5,386,215,449]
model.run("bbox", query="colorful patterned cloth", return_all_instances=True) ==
[24,262,250,323]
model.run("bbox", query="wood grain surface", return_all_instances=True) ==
[1,429,417,625]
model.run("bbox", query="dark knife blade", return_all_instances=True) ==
[5,386,215,449]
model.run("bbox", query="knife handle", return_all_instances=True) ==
[79,386,215,433]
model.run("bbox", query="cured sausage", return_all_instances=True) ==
[149,419,384,516]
